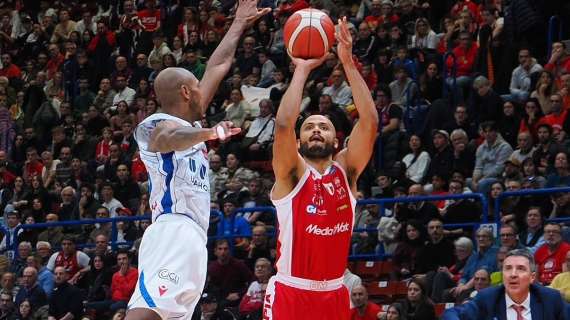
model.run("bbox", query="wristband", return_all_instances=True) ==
[216,126,226,140]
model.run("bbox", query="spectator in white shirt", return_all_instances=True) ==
[112,75,136,108]
[322,69,353,108]
[503,48,543,103]
[100,183,125,218]
[74,10,97,35]
[243,99,275,161]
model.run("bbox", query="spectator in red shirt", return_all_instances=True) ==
[238,258,272,318]
[541,94,568,128]
[23,147,44,185]
[276,0,309,18]
[350,285,382,320]
[446,31,479,103]
[364,0,399,31]
[46,44,64,80]
[0,54,21,81]
[136,0,161,53]
[110,250,138,310]
[545,42,570,87]
[534,222,570,285]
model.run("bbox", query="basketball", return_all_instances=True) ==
[283,8,335,59]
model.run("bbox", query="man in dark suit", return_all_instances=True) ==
[443,249,570,320]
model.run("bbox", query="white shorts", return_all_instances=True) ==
[128,214,208,320]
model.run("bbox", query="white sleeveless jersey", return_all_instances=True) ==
[135,113,210,233]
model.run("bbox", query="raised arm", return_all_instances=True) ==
[146,120,240,153]
[198,0,270,113]
[334,17,379,186]
[272,56,326,197]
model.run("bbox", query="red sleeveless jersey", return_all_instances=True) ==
[271,162,356,281]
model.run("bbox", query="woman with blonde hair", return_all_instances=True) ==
[410,18,438,50]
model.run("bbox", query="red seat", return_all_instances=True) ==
[353,261,383,279]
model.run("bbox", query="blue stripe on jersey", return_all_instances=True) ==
[148,177,152,194]
[160,152,175,213]
[138,271,156,307]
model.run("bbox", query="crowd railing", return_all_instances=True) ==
[6,187,570,262]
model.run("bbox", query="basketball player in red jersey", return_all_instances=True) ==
[263,18,378,319]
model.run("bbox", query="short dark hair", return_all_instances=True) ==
[62,234,75,244]
[215,239,229,248]
[116,249,130,259]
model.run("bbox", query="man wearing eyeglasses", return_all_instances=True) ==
[534,222,570,285]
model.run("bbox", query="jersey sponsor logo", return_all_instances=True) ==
[305,222,350,236]
[311,194,324,206]
[333,177,348,199]
[158,269,180,285]
[306,204,327,216]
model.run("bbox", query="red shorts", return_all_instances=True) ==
[262,275,350,320]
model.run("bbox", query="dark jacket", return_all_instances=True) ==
[442,284,570,320]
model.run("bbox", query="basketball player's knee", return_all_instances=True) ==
[125,308,162,320]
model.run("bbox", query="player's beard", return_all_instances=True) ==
[299,141,335,159]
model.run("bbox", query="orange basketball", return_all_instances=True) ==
[283,8,335,59]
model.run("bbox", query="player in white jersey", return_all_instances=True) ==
[126,1,270,319]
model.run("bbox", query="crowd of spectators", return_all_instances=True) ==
[0,0,568,319]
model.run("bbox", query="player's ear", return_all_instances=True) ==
[296,139,301,149]
[333,137,339,149]
[180,84,191,100]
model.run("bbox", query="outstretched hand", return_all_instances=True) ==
[212,121,241,141]
[235,0,272,26]
[290,54,328,73]
[335,16,353,65]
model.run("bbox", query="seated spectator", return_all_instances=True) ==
[498,224,525,252]
[395,184,438,224]
[444,105,478,142]
[508,132,536,167]
[399,278,436,320]
[222,89,250,129]
[541,94,568,129]
[246,226,274,268]
[429,236,473,303]
[402,134,430,184]
[419,62,443,103]
[107,251,138,312]
[46,235,90,286]
[28,255,53,298]
[85,233,116,267]
[449,227,498,301]
[376,85,403,169]
[455,268,491,304]
[112,75,136,109]
[450,129,476,178]
[15,267,47,310]
[534,222,570,285]
[382,302,406,320]
[0,292,17,319]
[519,207,545,254]
[469,121,513,194]
[238,258,272,319]
[519,98,544,139]
[544,42,570,86]
[550,191,570,219]
[11,241,32,277]
[549,250,570,302]
[216,198,251,258]
[504,48,543,103]
[426,130,454,184]
[242,99,275,161]
[0,272,17,298]
[241,179,273,225]
[100,183,125,217]
[445,31,478,103]
[531,71,556,115]
[48,266,84,320]
[489,246,509,286]
[225,153,258,183]
[545,152,570,187]
[415,218,455,276]
[37,214,64,247]
[344,268,363,308]
[35,242,52,266]
[392,219,426,279]
[439,179,481,224]
[350,284,382,320]
[389,66,417,106]
[207,239,252,307]
[323,69,353,108]
[392,47,418,80]
[194,292,235,320]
